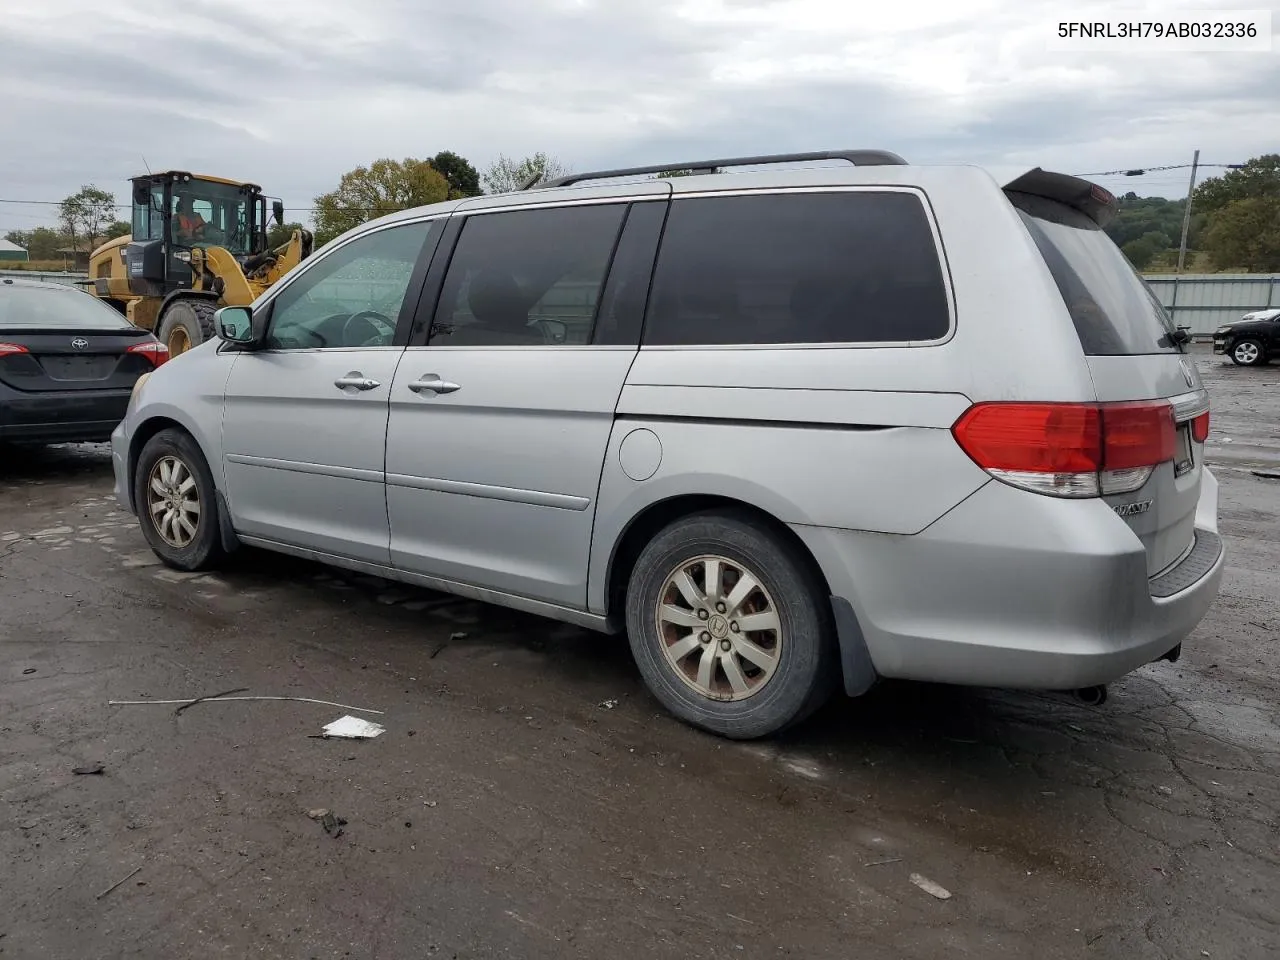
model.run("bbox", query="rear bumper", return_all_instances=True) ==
[0,387,131,443]
[794,469,1224,692]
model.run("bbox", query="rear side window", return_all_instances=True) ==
[0,285,131,329]
[431,204,627,347]
[643,191,950,346]
[1011,192,1178,356]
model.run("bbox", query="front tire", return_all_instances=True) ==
[134,428,224,571]
[1230,338,1267,366]
[625,511,838,739]
[157,299,217,358]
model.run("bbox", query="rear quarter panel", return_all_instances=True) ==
[585,385,990,613]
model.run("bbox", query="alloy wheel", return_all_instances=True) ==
[147,455,201,548]
[655,554,782,701]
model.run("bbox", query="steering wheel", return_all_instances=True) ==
[341,310,395,347]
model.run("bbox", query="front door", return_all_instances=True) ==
[221,219,435,564]
[385,200,663,608]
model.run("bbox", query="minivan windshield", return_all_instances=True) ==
[1011,191,1179,356]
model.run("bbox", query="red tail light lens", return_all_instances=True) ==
[1191,410,1210,443]
[1099,402,1176,470]
[127,340,169,368]
[0,342,30,357]
[953,400,1179,499]
[950,403,1101,473]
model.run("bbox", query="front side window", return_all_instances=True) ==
[643,191,951,346]
[265,221,432,350]
[431,204,627,347]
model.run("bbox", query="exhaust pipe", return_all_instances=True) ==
[1071,685,1108,706]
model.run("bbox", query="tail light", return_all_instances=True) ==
[952,400,1179,498]
[1191,410,1210,443]
[127,340,169,368]
[0,342,30,358]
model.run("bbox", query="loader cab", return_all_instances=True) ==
[125,171,273,296]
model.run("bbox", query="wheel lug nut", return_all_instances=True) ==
[700,632,711,643]
[720,640,732,652]
[697,609,709,620]
[716,602,726,613]
[730,622,740,633]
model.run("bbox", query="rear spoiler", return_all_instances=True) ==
[1003,168,1118,228]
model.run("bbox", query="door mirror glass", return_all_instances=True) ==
[216,306,256,344]
[272,200,285,226]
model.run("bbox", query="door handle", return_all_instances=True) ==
[334,374,381,391]
[408,375,461,395]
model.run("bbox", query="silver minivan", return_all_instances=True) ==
[111,150,1224,738]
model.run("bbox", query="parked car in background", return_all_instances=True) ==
[110,150,1222,740]
[1,278,168,444]
[1213,308,1280,366]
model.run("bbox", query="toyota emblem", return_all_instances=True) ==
[70,337,89,350]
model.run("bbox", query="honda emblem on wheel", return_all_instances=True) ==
[70,337,88,350]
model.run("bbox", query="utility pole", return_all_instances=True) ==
[1176,149,1200,273]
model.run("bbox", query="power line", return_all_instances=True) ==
[1074,162,1243,177]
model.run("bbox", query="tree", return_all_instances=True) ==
[482,153,569,193]
[312,158,450,246]
[1194,154,1280,214]
[1200,197,1280,272]
[1121,236,1160,270]
[1194,155,1280,272]
[58,185,117,252]
[104,221,131,241]
[5,230,31,249]
[429,150,482,198]
[15,227,64,260]
[268,221,305,249]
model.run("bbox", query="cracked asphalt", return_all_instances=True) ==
[1,346,1277,960]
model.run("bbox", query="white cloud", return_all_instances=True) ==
[2,0,1276,234]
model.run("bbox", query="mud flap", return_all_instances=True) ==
[831,596,878,696]
[215,489,242,555]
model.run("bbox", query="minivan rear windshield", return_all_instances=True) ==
[0,284,132,330]
[1009,191,1179,356]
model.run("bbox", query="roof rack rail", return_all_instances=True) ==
[525,149,907,190]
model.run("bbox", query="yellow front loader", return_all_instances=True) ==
[85,171,313,355]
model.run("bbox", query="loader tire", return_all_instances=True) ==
[158,299,218,358]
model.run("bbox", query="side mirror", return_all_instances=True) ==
[132,184,150,206]
[272,200,285,226]
[215,306,260,347]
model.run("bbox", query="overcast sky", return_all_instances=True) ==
[2,0,1277,236]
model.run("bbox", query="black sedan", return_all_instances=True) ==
[1213,308,1280,366]
[0,278,168,444]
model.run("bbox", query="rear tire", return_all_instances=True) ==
[1230,338,1267,366]
[157,299,217,358]
[134,428,225,571]
[624,511,838,739]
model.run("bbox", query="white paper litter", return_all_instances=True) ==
[322,715,386,739]
[909,873,953,900]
